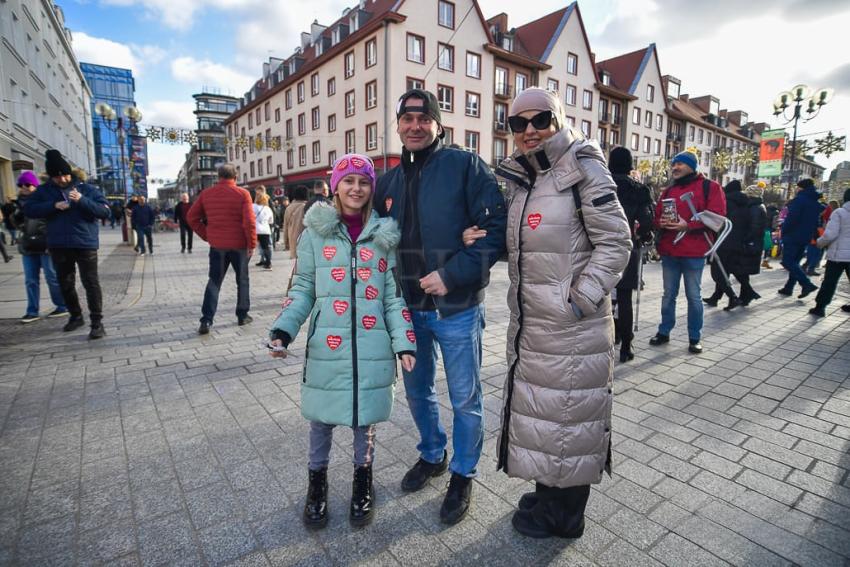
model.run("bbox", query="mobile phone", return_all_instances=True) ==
[264,341,293,356]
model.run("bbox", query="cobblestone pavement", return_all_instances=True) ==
[0,230,848,566]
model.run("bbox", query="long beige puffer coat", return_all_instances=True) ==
[495,128,631,488]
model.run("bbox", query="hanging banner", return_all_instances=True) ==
[758,129,785,178]
[130,135,149,198]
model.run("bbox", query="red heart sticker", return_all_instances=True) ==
[406,330,416,343]
[401,309,411,322]
[365,285,379,300]
[332,300,348,315]
[331,268,346,282]
[377,258,387,273]
[322,246,336,260]
[362,315,377,329]
[385,197,393,212]
[280,297,293,309]
[350,156,366,168]
[359,248,374,262]
[336,159,349,171]
[527,213,542,230]
[326,335,342,350]
[357,267,372,281]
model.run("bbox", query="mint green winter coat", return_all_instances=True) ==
[270,203,415,427]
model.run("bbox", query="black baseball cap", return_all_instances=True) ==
[396,89,444,139]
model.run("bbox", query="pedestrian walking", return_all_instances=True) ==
[272,196,287,248]
[762,199,779,269]
[489,87,630,539]
[1,199,18,245]
[303,180,332,215]
[13,171,68,323]
[608,146,653,362]
[282,186,308,258]
[253,192,274,269]
[174,192,193,253]
[23,149,111,339]
[186,164,257,335]
[131,196,155,255]
[778,178,822,298]
[809,188,850,317]
[649,150,726,354]
[0,208,12,262]
[268,154,415,529]
[375,88,507,525]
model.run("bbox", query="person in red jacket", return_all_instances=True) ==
[187,164,257,335]
[649,151,726,354]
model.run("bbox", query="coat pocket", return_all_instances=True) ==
[302,308,322,383]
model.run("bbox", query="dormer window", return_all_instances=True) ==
[288,60,296,74]
[740,112,748,126]
[501,35,513,51]
[331,27,341,46]
[315,41,323,56]
[601,72,610,86]
[709,99,720,116]
[349,13,358,32]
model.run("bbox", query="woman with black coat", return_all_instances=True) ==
[608,147,654,362]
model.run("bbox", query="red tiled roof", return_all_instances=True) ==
[597,46,648,94]
[515,7,567,60]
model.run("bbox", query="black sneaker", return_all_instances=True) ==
[702,297,719,307]
[440,473,472,525]
[777,287,793,296]
[198,320,211,335]
[798,284,818,299]
[688,340,703,354]
[649,333,669,346]
[842,304,850,313]
[88,324,106,340]
[238,315,253,326]
[46,309,69,318]
[21,314,39,324]
[401,450,448,492]
[809,306,825,317]
[63,316,85,332]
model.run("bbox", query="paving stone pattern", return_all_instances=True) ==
[0,230,848,566]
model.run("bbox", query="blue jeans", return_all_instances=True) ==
[659,256,705,341]
[402,304,485,477]
[135,226,153,253]
[201,248,250,324]
[22,254,66,316]
[804,243,823,274]
[781,241,814,291]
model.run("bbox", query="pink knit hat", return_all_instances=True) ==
[329,154,376,194]
[17,171,40,187]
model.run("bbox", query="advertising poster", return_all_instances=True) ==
[758,129,785,178]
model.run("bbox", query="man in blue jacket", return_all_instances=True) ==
[778,178,822,298]
[24,149,111,339]
[375,89,507,525]
[131,195,155,255]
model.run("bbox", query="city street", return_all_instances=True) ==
[0,228,848,567]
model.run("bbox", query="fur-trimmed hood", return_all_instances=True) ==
[303,201,400,249]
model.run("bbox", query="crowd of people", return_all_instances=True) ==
[2,85,848,542]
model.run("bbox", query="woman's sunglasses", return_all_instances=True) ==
[508,110,554,133]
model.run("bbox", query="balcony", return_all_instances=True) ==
[609,115,622,128]
[493,120,508,134]
[667,133,683,142]
[494,83,513,99]
[599,112,610,124]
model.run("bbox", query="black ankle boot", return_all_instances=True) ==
[350,465,374,527]
[304,468,329,528]
[619,341,635,362]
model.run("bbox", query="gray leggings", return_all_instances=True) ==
[309,421,376,470]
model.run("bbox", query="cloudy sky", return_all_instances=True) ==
[63,0,850,191]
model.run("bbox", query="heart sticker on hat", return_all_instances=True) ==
[323,246,336,260]
[527,213,542,230]
[326,335,342,350]
[336,159,349,171]
[362,315,377,329]
[350,156,366,168]
[332,300,349,315]
[331,268,346,282]
[365,285,379,300]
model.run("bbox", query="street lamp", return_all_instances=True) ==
[95,102,143,203]
[772,84,833,196]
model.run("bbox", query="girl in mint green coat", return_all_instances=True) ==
[269,154,415,529]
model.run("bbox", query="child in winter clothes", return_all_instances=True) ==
[268,154,415,528]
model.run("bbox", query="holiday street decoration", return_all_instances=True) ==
[144,126,197,145]
[637,159,652,177]
[813,131,846,158]
[649,158,669,185]
[713,149,732,173]
[734,147,756,169]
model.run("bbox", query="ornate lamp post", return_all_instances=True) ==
[95,102,143,203]
[772,84,832,195]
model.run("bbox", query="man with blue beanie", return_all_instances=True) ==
[650,150,726,354]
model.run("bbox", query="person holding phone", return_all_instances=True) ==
[268,154,414,529]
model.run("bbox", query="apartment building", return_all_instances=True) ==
[193,92,238,193]
[0,0,95,201]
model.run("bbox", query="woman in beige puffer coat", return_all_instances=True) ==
[494,88,631,539]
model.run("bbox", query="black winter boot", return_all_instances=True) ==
[349,465,374,527]
[512,484,588,539]
[303,468,329,528]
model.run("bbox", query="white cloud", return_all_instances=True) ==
[72,31,166,77]
[170,57,255,95]
[141,100,196,129]
[146,144,188,194]
[100,0,262,30]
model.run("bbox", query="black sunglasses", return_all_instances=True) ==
[508,110,554,133]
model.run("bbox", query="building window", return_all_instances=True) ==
[248,113,253,129]
[328,150,337,167]
[516,73,527,94]
[567,52,578,75]
[250,162,255,177]
[277,164,282,177]
[349,12,359,32]
[438,43,454,72]
[297,81,305,103]
[345,129,355,153]
[257,159,264,177]
[495,67,509,96]
[654,139,662,155]
[299,145,307,167]
[601,71,611,86]
[298,113,306,135]
[611,102,621,124]
[287,149,294,169]
[493,138,507,163]
[466,52,481,79]
[689,125,695,141]
[437,85,454,112]
[655,114,663,131]
[598,127,607,144]
[328,114,337,132]
[311,73,319,96]
[643,136,651,154]
[631,133,639,151]
[464,130,479,153]
[566,85,577,106]
[438,0,455,28]
[407,34,424,64]
[285,89,292,110]
[547,78,559,93]
[344,51,355,79]
[266,156,272,173]
[327,77,336,96]
[311,107,320,130]
[698,128,704,143]
[494,103,508,130]
[365,38,377,68]
[599,99,609,121]
[264,102,270,121]
[611,130,619,146]
[365,80,377,109]
[255,108,261,125]
[443,127,454,146]
[345,90,355,117]
[285,119,293,139]
[566,116,576,127]
[632,107,641,125]
[407,77,424,91]
[275,108,280,123]
[707,132,712,146]
[312,141,321,164]
[465,92,480,117]
[366,123,378,151]
[645,110,652,128]
[581,120,591,138]
[647,84,655,102]
[582,90,592,110]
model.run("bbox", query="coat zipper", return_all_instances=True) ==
[349,237,360,429]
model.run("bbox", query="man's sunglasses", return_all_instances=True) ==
[508,110,554,133]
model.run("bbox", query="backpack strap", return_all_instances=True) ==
[571,183,596,250]
[703,178,711,207]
